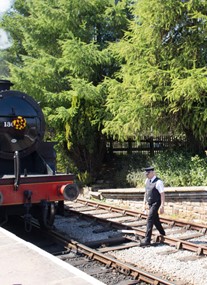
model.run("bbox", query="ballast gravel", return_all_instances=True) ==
[109,243,207,285]
[54,215,207,285]
[54,215,118,242]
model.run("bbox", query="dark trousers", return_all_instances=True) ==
[145,201,165,243]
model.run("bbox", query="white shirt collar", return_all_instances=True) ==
[150,175,156,182]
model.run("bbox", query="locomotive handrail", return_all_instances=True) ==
[14,151,20,191]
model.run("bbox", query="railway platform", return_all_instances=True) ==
[0,226,105,285]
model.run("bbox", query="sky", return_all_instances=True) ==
[0,0,14,50]
[0,0,13,13]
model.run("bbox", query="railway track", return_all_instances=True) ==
[48,227,176,285]
[3,216,176,285]
[66,198,207,255]
[58,198,207,285]
[4,198,207,284]
[2,213,179,284]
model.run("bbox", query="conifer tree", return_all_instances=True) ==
[1,0,130,180]
[103,0,207,153]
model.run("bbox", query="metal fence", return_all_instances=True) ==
[106,136,187,156]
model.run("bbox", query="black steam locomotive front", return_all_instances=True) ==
[0,88,45,159]
[0,80,79,230]
[0,80,50,175]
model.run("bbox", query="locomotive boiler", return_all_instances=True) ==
[0,80,79,231]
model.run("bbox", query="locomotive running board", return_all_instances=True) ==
[0,174,76,185]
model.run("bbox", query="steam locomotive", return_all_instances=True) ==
[0,80,79,231]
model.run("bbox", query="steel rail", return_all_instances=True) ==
[75,198,207,232]
[44,226,178,285]
[67,199,207,255]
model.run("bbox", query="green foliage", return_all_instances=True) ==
[1,0,131,179]
[102,79,146,140]
[150,151,207,186]
[126,171,145,188]
[2,0,207,182]
[103,0,207,150]
[124,150,207,187]
[77,171,93,186]
[105,153,150,187]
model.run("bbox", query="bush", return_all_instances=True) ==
[111,153,149,187]
[110,150,207,187]
[151,151,207,187]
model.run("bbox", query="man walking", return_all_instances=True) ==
[140,166,165,246]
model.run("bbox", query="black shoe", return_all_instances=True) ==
[140,240,151,247]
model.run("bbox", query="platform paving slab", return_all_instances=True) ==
[0,227,105,285]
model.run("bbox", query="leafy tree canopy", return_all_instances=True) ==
[1,0,207,181]
[103,0,207,152]
[0,0,130,179]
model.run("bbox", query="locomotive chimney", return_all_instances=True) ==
[0,80,13,91]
